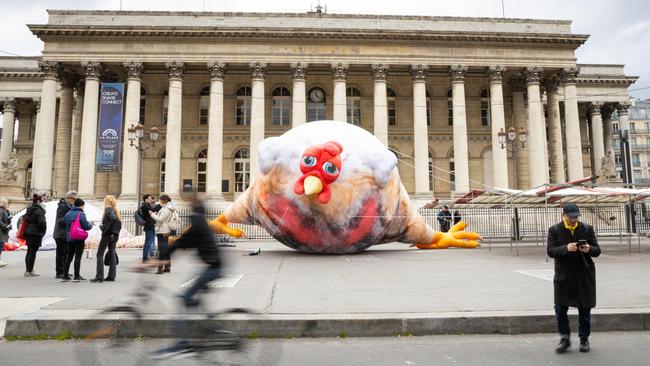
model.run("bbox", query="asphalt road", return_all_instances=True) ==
[0,332,648,366]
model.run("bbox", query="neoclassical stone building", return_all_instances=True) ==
[0,10,639,207]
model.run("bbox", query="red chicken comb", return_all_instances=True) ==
[323,141,343,156]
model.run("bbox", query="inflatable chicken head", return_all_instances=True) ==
[212,121,480,254]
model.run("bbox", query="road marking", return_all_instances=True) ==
[179,274,244,288]
[513,269,554,282]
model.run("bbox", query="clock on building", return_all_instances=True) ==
[309,88,325,103]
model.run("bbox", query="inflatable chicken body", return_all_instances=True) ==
[211,121,480,254]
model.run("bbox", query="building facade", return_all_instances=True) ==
[0,10,639,207]
[611,99,650,184]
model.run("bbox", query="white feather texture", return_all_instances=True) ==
[258,120,397,186]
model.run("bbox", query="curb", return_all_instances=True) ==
[5,309,650,338]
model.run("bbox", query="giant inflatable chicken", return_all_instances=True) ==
[208,121,480,254]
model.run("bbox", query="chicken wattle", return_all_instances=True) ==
[211,121,480,254]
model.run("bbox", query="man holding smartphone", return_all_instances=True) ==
[547,202,601,353]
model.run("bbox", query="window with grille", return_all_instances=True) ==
[236,86,252,126]
[346,87,361,125]
[199,86,209,125]
[272,87,291,126]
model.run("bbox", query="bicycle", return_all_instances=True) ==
[77,269,281,366]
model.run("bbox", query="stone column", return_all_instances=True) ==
[602,105,614,154]
[119,61,144,200]
[68,83,84,191]
[290,62,308,127]
[206,62,227,200]
[409,64,431,197]
[77,61,102,198]
[524,66,549,187]
[331,63,348,122]
[371,64,390,146]
[509,78,529,189]
[561,67,584,182]
[0,98,16,161]
[163,61,185,198]
[449,65,470,194]
[589,102,605,176]
[488,66,509,188]
[249,62,267,182]
[31,61,62,193]
[53,73,76,195]
[544,77,565,183]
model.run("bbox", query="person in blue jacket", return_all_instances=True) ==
[62,198,93,282]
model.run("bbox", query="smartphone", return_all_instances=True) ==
[577,239,587,247]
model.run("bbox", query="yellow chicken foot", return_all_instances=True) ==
[414,221,481,249]
[208,214,245,238]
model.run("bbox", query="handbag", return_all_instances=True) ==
[69,213,89,241]
[104,251,119,266]
[16,216,28,240]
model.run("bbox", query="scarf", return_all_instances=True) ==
[563,218,579,236]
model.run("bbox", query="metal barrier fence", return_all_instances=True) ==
[115,204,650,242]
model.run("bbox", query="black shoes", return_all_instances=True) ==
[61,275,71,282]
[579,337,590,353]
[104,277,115,282]
[90,277,103,283]
[73,276,86,282]
[555,336,571,353]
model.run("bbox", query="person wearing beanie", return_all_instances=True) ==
[23,193,46,277]
[62,197,93,282]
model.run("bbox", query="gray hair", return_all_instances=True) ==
[66,191,78,199]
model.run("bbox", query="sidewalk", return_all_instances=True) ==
[1,239,649,338]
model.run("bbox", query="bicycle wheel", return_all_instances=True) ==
[76,306,155,366]
[193,309,282,366]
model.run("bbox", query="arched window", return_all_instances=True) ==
[447,89,453,126]
[139,86,147,124]
[234,148,250,195]
[480,89,490,127]
[199,86,210,125]
[159,152,166,193]
[236,86,252,125]
[387,87,397,126]
[346,87,361,125]
[272,87,291,126]
[24,161,32,196]
[162,90,169,125]
[307,87,326,122]
[449,152,455,193]
[426,90,432,126]
[197,149,208,192]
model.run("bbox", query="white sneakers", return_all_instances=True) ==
[0,261,7,267]
[24,271,40,277]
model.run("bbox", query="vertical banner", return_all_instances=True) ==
[96,83,125,172]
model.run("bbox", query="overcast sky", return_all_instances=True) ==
[0,0,649,102]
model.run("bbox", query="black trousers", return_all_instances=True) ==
[555,304,591,339]
[64,240,85,278]
[25,235,42,273]
[96,235,117,280]
[54,238,68,276]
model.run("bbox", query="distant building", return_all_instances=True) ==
[612,99,650,184]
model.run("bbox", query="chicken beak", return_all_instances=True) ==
[303,175,323,196]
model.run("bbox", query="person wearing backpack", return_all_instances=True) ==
[139,194,157,262]
[0,198,13,268]
[62,198,93,282]
[53,191,77,278]
[149,194,178,274]
[91,195,122,283]
[23,193,47,277]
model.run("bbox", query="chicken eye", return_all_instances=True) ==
[323,162,339,175]
[302,156,317,167]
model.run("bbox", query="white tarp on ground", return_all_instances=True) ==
[7,201,103,250]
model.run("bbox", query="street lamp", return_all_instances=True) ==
[127,123,159,223]
[497,127,527,188]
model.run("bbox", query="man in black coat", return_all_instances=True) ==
[53,191,77,278]
[437,206,452,232]
[547,203,601,353]
[140,194,157,262]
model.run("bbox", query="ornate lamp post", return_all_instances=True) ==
[497,127,527,188]
[127,123,159,212]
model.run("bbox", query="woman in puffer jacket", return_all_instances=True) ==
[23,194,46,277]
[91,195,122,283]
[149,194,176,274]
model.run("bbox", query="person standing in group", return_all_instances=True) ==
[53,191,77,278]
[23,193,46,277]
[149,194,177,274]
[437,205,452,233]
[0,198,11,268]
[63,198,93,282]
[547,203,601,354]
[91,195,122,283]
[453,210,462,225]
[140,194,157,262]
